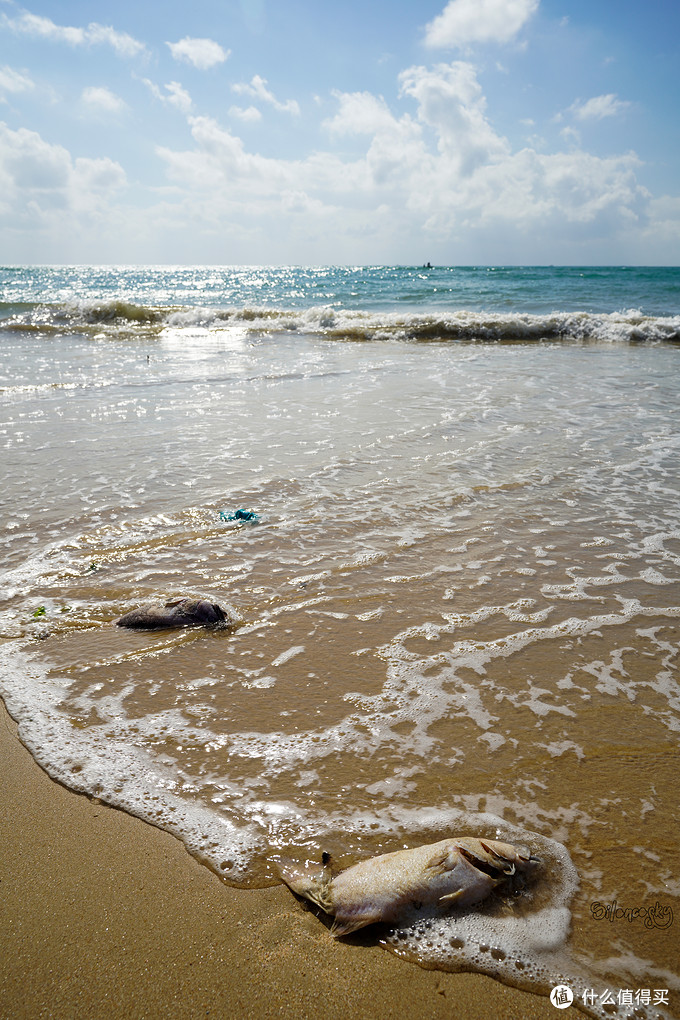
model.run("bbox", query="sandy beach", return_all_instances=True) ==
[2,266,678,1019]
[0,698,561,1020]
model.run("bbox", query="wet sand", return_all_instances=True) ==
[0,698,562,1020]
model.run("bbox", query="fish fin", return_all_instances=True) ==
[273,856,332,912]
[425,847,457,876]
[329,915,375,938]
[479,840,516,875]
[439,889,464,904]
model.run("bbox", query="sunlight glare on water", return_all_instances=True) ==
[1,265,679,1018]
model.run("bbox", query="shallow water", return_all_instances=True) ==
[1,266,679,1017]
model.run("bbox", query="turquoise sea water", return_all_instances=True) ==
[1,264,679,341]
[1,265,679,1018]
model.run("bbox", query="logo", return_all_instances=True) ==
[550,985,574,1009]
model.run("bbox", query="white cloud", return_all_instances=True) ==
[81,86,127,115]
[157,118,244,190]
[570,93,631,121]
[324,90,426,190]
[229,104,262,123]
[324,91,397,136]
[280,189,330,216]
[2,10,84,46]
[73,155,127,194]
[0,122,69,197]
[232,75,300,115]
[142,78,192,114]
[0,121,126,229]
[164,81,192,114]
[0,44,659,262]
[323,90,424,188]
[166,37,229,70]
[424,0,539,48]
[82,23,145,58]
[2,9,146,57]
[560,125,580,145]
[444,148,645,234]
[0,65,35,99]
[398,62,509,176]
[151,61,647,257]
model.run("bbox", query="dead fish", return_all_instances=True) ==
[115,597,232,630]
[276,836,539,937]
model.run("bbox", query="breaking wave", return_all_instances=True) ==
[2,299,679,344]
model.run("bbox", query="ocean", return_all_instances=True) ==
[1,265,679,1017]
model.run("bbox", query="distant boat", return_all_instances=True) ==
[423,261,433,269]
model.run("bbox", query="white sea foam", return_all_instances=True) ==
[0,644,263,880]
[271,644,305,666]
[1,618,677,1019]
[2,283,679,1014]
[166,305,680,345]
[5,297,680,344]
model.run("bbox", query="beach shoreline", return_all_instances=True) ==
[2,264,678,1019]
[0,696,561,1020]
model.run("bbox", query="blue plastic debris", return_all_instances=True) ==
[220,508,260,523]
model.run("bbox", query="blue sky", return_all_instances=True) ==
[0,0,678,264]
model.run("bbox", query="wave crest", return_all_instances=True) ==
[3,300,679,344]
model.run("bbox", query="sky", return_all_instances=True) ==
[0,0,678,265]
